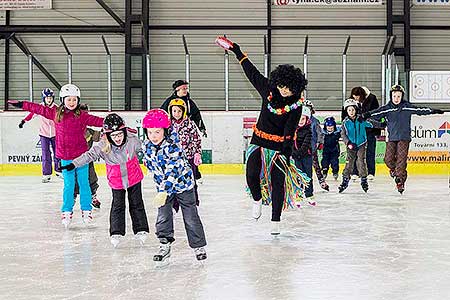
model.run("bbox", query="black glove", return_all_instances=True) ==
[432,109,444,114]
[8,100,24,108]
[201,129,208,138]
[60,163,75,171]
[18,120,25,129]
[357,114,364,122]
[281,140,293,166]
[229,42,246,61]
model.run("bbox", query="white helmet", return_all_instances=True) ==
[59,84,81,102]
[343,98,358,110]
[301,105,311,118]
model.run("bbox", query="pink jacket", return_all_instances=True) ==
[22,101,104,160]
[72,131,144,190]
[23,103,58,138]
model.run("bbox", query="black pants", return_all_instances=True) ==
[110,181,149,236]
[246,148,285,222]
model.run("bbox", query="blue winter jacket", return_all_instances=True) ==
[368,100,436,142]
[143,129,194,195]
[341,117,374,147]
[323,129,341,155]
[310,116,324,150]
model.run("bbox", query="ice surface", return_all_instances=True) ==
[1,174,450,300]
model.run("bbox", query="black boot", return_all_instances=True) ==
[338,177,350,193]
[361,177,368,193]
[395,177,405,194]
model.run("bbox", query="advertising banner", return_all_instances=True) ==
[273,0,382,6]
[0,0,52,10]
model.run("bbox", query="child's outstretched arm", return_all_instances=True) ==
[84,113,104,128]
[403,103,444,116]
[9,100,56,121]
[61,145,104,171]
[364,104,394,121]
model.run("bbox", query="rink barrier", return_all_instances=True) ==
[1,163,449,176]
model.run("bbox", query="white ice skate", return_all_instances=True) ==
[42,175,51,183]
[55,172,64,180]
[153,241,171,267]
[110,235,123,248]
[81,210,93,226]
[367,174,375,181]
[61,212,73,229]
[135,231,148,245]
[351,175,359,181]
[271,221,281,236]
[252,200,262,220]
[194,247,207,261]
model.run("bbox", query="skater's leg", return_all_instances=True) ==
[366,133,377,176]
[384,141,398,174]
[76,164,92,211]
[40,136,52,176]
[331,153,340,175]
[395,141,410,184]
[312,150,324,182]
[127,182,149,234]
[356,144,368,178]
[303,156,314,197]
[271,157,286,222]
[88,162,99,195]
[321,153,330,176]
[188,159,200,206]
[246,149,263,201]
[178,189,207,248]
[61,159,76,212]
[343,149,357,179]
[110,188,126,236]
[155,195,175,243]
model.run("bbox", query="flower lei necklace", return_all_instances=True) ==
[266,92,304,115]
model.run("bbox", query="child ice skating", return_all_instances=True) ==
[142,109,207,264]
[168,98,203,211]
[321,116,341,180]
[215,36,310,236]
[61,113,149,247]
[9,84,104,228]
[363,85,444,193]
[339,99,381,193]
[18,88,62,183]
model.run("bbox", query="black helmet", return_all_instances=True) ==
[390,84,405,101]
[172,79,189,90]
[103,113,125,132]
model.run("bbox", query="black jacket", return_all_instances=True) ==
[238,57,303,151]
[323,130,341,155]
[292,123,312,159]
[161,93,206,132]
[341,90,381,136]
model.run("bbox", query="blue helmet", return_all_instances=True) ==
[324,116,336,128]
[41,88,55,103]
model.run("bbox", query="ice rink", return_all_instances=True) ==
[1,174,450,300]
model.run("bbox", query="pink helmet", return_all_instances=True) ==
[142,109,171,129]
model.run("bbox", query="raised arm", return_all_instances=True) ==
[403,103,444,116]
[365,104,395,120]
[20,101,56,121]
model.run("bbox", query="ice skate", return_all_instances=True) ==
[91,194,101,209]
[306,196,316,206]
[61,212,73,229]
[361,177,369,193]
[194,247,207,261]
[367,174,375,181]
[322,170,328,180]
[389,169,396,179]
[271,221,281,236]
[55,172,64,180]
[81,210,93,226]
[320,180,329,191]
[395,177,405,194]
[110,234,122,248]
[135,231,148,245]
[153,239,171,267]
[333,173,339,181]
[42,175,51,183]
[351,174,358,181]
[252,200,262,220]
[338,177,350,193]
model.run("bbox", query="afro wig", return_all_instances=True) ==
[269,64,308,97]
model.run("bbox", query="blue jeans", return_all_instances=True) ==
[61,159,92,212]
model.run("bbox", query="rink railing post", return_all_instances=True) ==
[102,35,112,112]
[28,54,33,102]
[60,36,72,84]
[264,35,269,78]
[146,54,151,110]
[183,35,190,83]
[342,36,351,104]
[225,51,229,111]
[303,35,309,99]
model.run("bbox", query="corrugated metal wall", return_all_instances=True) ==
[1,0,450,111]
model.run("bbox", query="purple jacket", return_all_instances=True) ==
[22,101,104,160]
[72,131,144,190]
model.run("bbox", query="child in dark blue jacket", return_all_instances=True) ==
[364,85,444,193]
[339,99,381,193]
[321,117,341,181]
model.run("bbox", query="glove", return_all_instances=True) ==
[194,153,202,166]
[432,109,444,114]
[347,142,358,151]
[60,163,75,171]
[152,192,168,208]
[8,100,24,108]
[317,143,324,150]
[357,114,364,122]
[18,120,25,129]
[215,36,234,50]
[201,129,208,138]
[281,140,293,166]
